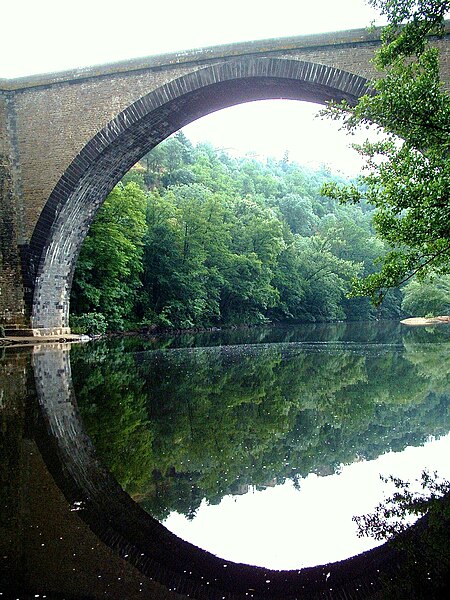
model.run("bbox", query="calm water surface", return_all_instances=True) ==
[1,320,449,598]
[70,321,450,569]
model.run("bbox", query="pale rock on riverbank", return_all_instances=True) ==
[401,316,450,326]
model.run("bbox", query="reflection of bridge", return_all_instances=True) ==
[1,343,443,599]
[1,25,449,335]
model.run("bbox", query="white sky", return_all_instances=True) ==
[1,1,385,174]
[164,433,450,570]
[181,99,374,175]
[1,1,383,79]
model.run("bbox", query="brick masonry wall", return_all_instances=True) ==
[11,64,198,242]
[0,93,26,324]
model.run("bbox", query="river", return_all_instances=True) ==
[1,320,449,598]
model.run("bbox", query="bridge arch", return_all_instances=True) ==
[28,57,369,333]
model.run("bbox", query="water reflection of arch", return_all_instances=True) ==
[32,344,417,599]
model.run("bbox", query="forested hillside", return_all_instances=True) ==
[70,132,404,333]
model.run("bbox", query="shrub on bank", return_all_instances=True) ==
[70,312,108,335]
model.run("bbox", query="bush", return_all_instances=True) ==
[70,312,108,335]
[401,276,450,317]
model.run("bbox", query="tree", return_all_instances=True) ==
[401,274,450,315]
[321,0,450,305]
[70,182,147,330]
[291,232,362,321]
[353,470,450,599]
[277,193,318,236]
[142,184,225,328]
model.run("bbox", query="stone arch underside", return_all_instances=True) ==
[28,57,370,332]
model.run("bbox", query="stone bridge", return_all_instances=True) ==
[1,24,450,334]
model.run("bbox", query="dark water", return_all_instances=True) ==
[1,320,449,597]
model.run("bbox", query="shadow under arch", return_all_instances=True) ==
[31,343,416,600]
[28,57,371,332]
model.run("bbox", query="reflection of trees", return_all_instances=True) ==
[73,346,156,494]
[353,471,450,600]
[403,339,450,392]
[72,335,450,521]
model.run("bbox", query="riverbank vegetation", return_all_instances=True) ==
[70,135,405,333]
[321,0,450,305]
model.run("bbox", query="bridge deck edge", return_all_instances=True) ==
[0,25,388,91]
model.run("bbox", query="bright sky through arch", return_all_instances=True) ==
[181,99,372,176]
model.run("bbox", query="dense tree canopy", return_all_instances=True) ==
[401,275,450,315]
[70,182,147,332]
[321,0,450,304]
[71,133,404,331]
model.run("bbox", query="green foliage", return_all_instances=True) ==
[353,468,450,599]
[353,470,450,541]
[321,0,450,304]
[71,346,155,493]
[138,136,401,325]
[71,182,147,330]
[120,169,147,191]
[69,312,108,335]
[368,0,450,66]
[401,275,450,316]
[71,130,404,330]
[287,233,362,321]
